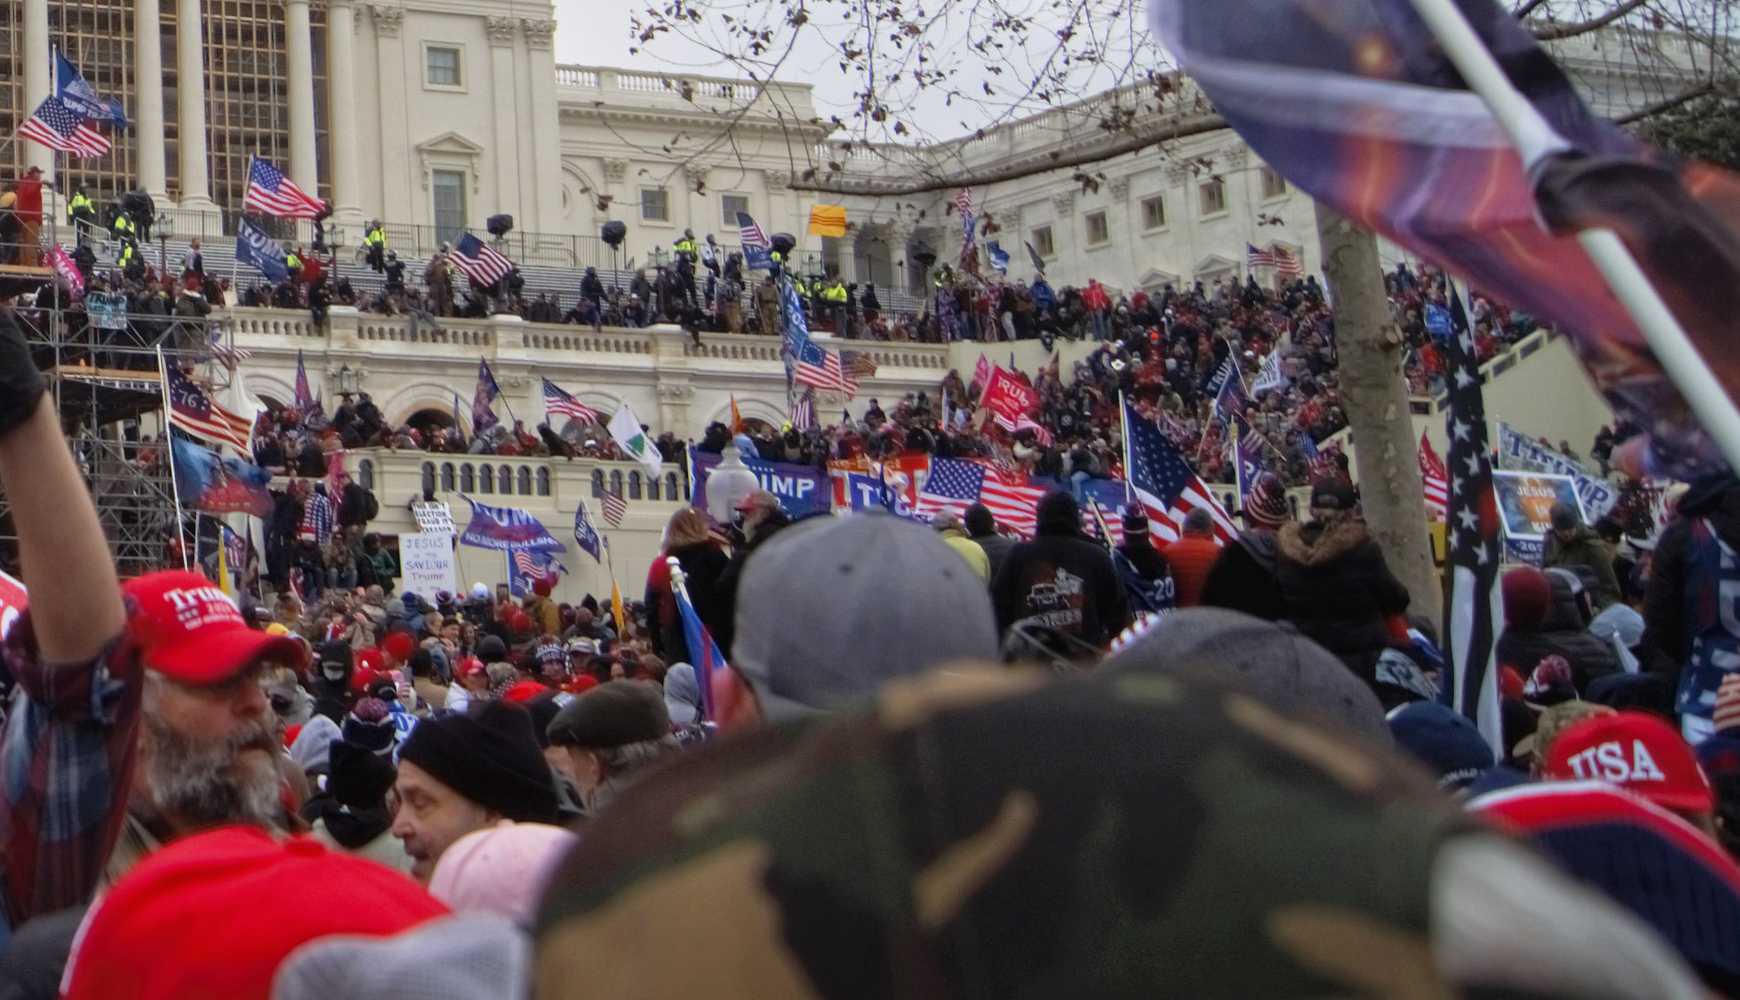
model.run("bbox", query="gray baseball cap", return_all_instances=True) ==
[733,513,998,719]
[1101,607,1390,744]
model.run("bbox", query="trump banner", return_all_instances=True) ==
[458,496,568,553]
[689,447,829,518]
[980,367,1039,423]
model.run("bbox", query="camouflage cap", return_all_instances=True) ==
[535,666,1482,997]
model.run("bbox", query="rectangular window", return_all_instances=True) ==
[1199,177,1227,215]
[432,169,466,243]
[721,193,750,228]
[1260,166,1287,199]
[1084,210,1109,246]
[1141,194,1166,230]
[1031,225,1055,258]
[641,187,669,222]
[425,46,462,88]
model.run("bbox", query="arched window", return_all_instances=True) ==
[628,471,642,500]
[536,468,551,496]
[461,464,476,493]
[648,475,661,501]
[665,472,680,501]
[420,462,435,496]
[358,459,375,491]
[517,467,533,495]
[590,469,604,497]
[498,465,513,494]
[477,464,492,494]
[441,463,456,492]
[609,470,624,497]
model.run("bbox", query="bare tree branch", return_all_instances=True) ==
[1512,0,1551,19]
[1533,0,1652,40]
[1614,79,1719,123]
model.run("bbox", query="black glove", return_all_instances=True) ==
[0,310,45,441]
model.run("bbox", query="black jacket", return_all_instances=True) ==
[1274,519,1410,665]
[1201,529,1285,622]
[1497,570,1620,689]
[970,530,1018,582]
[992,529,1129,649]
[648,541,730,664]
[1642,474,1740,682]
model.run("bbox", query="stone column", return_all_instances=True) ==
[285,0,320,194]
[135,0,168,200]
[175,0,217,212]
[325,0,363,226]
[370,4,411,223]
[485,17,521,223]
[24,0,52,178]
[522,18,563,245]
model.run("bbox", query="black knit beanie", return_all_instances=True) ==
[396,701,558,823]
[327,738,397,808]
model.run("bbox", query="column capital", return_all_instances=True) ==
[369,3,403,36]
[603,158,629,183]
[485,16,518,46]
[520,18,556,50]
[1107,176,1130,201]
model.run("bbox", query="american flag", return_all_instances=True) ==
[242,156,325,219]
[17,97,109,157]
[542,378,599,424]
[514,549,563,582]
[793,336,847,392]
[1245,243,1277,270]
[451,233,515,288]
[600,487,627,527]
[791,389,816,431]
[1210,355,1248,423]
[736,211,769,249]
[1123,397,1237,544]
[1272,245,1304,277]
[1300,434,1343,482]
[840,349,877,396]
[954,188,976,250]
[208,329,252,371]
[164,364,255,452]
[1419,430,1450,522]
[914,457,1047,536]
[1443,278,1505,756]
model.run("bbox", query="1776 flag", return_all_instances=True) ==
[451,233,515,288]
[243,157,326,219]
[1442,280,1504,756]
[1148,0,1740,480]
[1123,397,1237,544]
[18,96,109,158]
[164,363,255,452]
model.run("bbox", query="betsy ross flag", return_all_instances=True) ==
[471,358,502,433]
[599,488,627,528]
[243,156,325,219]
[1123,397,1237,544]
[451,233,514,288]
[18,96,110,158]
[541,378,598,424]
[914,458,1047,536]
[164,364,255,452]
[1443,279,1504,755]
[1419,430,1450,523]
[1148,0,1740,480]
[793,337,847,393]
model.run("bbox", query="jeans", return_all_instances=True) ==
[1091,312,1109,341]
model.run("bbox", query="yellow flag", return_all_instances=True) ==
[215,526,235,598]
[807,204,847,238]
[610,580,626,636]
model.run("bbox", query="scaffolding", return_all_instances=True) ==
[0,249,238,581]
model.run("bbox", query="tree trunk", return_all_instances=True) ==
[1313,201,1441,634]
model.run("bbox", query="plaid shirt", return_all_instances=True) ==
[0,617,142,932]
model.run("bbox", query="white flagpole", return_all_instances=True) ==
[1406,0,1740,474]
[155,346,191,570]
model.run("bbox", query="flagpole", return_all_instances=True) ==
[1406,0,1740,475]
[156,346,191,570]
[1117,391,1135,505]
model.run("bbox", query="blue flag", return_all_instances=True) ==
[574,501,602,563]
[170,436,273,517]
[673,570,729,722]
[986,241,1010,274]
[508,549,569,598]
[55,49,126,125]
[471,359,501,433]
[1234,417,1265,506]
[236,219,289,284]
[458,496,567,553]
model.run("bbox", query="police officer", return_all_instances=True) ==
[363,220,387,273]
[67,188,96,245]
[383,250,406,295]
[820,275,849,335]
[673,228,698,263]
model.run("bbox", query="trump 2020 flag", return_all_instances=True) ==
[458,496,567,553]
[471,359,502,434]
[574,501,602,563]
[54,49,126,125]
[608,403,663,478]
[1147,0,1740,481]
[236,218,289,284]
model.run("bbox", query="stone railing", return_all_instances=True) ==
[554,64,815,117]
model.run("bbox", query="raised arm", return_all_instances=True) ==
[0,308,123,659]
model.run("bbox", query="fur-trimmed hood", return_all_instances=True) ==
[1277,519,1371,567]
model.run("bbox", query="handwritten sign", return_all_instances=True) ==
[399,532,457,596]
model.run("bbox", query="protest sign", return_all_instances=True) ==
[690,447,830,517]
[399,531,458,596]
[412,501,455,535]
[1496,422,1616,520]
[1492,471,1582,564]
[980,367,1039,423]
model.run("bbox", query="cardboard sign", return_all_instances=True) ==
[1492,471,1582,563]
[412,501,455,535]
[398,531,458,596]
[0,570,26,640]
[1496,422,1617,520]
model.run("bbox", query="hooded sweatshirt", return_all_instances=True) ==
[992,495,1129,649]
[1643,474,1740,714]
[1274,517,1410,670]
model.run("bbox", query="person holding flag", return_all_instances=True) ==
[643,508,729,669]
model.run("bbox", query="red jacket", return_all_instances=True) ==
[1162,536,1223,608]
